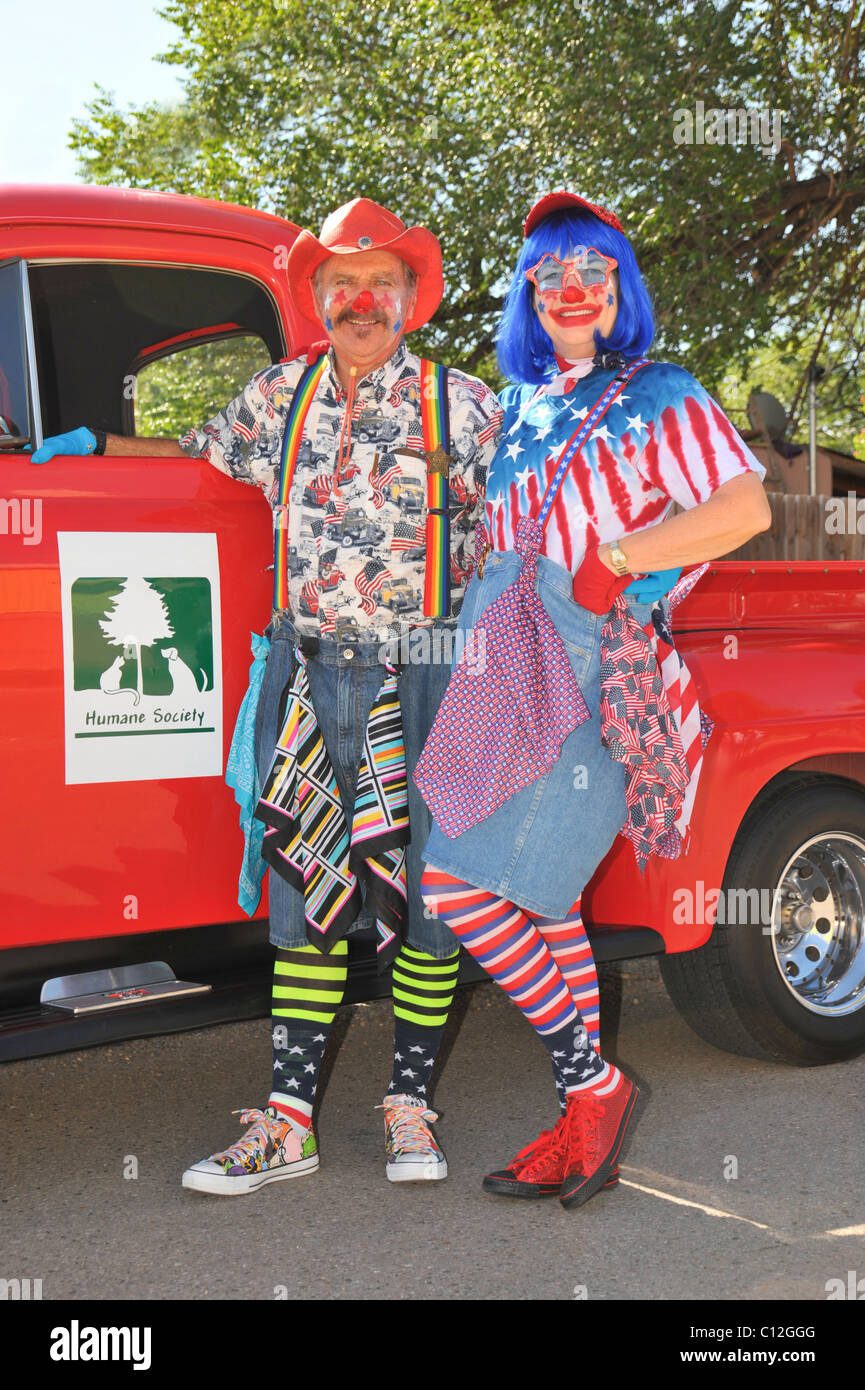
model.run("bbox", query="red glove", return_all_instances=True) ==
[572,545,634,614]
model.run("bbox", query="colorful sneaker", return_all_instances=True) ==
[559,1072,639,1210]
[482,1114,620,1198]
[182,1106,319,1196]
[379,1093,447,1182]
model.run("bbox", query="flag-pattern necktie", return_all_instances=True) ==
[413,513,589,837]
[599,562,713,870]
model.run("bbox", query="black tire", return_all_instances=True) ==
[659,781,865,1065]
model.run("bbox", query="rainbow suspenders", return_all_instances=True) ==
[272,354,452,619]
[418,358,451,617]
[272,354,329,614]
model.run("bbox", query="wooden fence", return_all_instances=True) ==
[719,493,865,563]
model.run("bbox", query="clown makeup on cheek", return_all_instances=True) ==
[322,286,349,332]
[380,291,405,334]
[310,246,422,382]
[313,253,418,378]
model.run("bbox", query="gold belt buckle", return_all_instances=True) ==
[476,541,492,578]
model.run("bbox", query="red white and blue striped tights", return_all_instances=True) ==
[420,868,618,1107]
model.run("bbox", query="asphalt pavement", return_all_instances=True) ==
[3,957,864,1303]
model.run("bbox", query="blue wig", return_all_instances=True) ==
[496,209,655,384]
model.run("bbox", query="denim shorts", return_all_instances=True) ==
[421,551,660,919]
[254,613,459,957]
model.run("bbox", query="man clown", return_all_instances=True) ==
[32,198,502,1192]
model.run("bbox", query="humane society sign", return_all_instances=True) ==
[58,533,223,784]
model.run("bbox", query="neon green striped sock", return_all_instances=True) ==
[388,944,460,1103]
[268,941,348,1130]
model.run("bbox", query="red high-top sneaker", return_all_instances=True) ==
[559,1072,639,1209]
[483,1112,620,1198]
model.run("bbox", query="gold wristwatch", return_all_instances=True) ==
[607,540,630,576]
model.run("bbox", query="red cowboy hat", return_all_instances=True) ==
[286,197,443,333]
[524,191,624,238]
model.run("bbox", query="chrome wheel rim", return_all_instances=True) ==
[770,833,865,1017]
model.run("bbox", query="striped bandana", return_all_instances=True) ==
[599,562,714,871]
[254,648,409,969]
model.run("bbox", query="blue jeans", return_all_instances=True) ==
[421,551,661,918]
[254,614,460,957]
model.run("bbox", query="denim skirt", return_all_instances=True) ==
[421,551,658,919]
[254,613,459,957]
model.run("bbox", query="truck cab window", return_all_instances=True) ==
[0,261,33,447]
[132,334,271,438]
[26,263,284,441]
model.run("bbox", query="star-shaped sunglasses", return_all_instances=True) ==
[526,248,618,296]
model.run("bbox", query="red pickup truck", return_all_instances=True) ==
[2,185,864,1067]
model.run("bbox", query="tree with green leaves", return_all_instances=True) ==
[71,0,864,452]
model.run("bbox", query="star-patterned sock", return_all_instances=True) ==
[268,940,348,1134]
[388,944,460,1102]
[549,1018,608,1114]
[421,869,605,1111]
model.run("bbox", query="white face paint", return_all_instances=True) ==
[531,244,619,360]
[314,251,416,373]
[385,292,406,334]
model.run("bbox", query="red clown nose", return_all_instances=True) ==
[561,283,583,303]
[351,290,375,312]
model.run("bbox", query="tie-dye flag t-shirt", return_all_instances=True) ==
[486,360,766,573]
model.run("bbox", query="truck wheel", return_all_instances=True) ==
[659,782,865,1065]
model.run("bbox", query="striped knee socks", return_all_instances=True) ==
[267,938,461,1129]
[268,941,348,1133]
[529,899,600,1052]
[421,869,610,1106]
[388,944,460,1102]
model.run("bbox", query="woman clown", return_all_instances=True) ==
[414,191,771,1209]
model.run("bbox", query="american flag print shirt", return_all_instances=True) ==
[180,340,502,638]
[487,360,766,572]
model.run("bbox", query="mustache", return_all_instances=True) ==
[337,305,388,324]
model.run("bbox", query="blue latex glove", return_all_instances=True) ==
[624,567,683,603]
[31,427,97,464]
